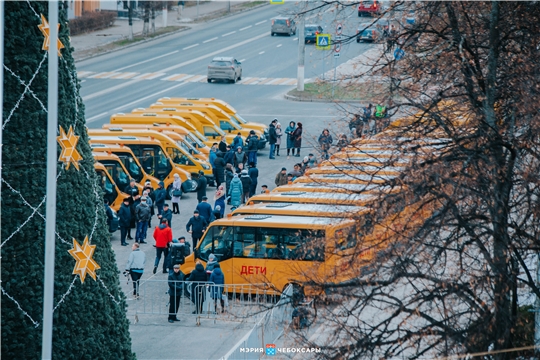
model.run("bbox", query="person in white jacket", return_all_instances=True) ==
[125,243,146,298]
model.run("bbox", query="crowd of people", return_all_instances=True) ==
[349,103,388,138]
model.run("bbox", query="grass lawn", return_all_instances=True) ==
[288,81,391,102]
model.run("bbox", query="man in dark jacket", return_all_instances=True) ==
[135,196,151,244]
[232,132,243,149]
[223,145,234,166]
[187,261,207,314]
[168,264,185,323]
[196,197,213,223]
[246,131,259,166]
[268,119,277,159]
[159,203,173,228]
[154,181,166,216]
[209,263,225,313]
[213,152,225,186]
[104,199,114,234]
[196,170,207,203]
[124,178,139,197]
[118,198,132,246]
[218,136,228,153]
[233,146,247,172]
[248,162,259,197]
[186,210,208,248]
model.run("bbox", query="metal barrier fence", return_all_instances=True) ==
[127,279,281,325]
[221,285,294,360]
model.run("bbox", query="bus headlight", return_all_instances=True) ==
[202,163,210,170]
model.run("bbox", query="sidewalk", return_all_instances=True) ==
[71,1,266,61]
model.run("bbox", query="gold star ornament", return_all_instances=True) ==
[38,14,65,56]
[57,125,82,170]
[68,236,101,283]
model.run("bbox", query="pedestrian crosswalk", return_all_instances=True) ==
[77,71,300,86]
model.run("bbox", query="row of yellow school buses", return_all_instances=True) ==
[89,98,269,210]
[179,115,442,295]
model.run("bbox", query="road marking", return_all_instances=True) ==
[203,37,218,43]
[263,78,281,85]
[112,50,179,72]
[188,75,206,82]
[276,44,282,48]
[110,72,139,79]
[237,77,252,84]
[257,78,275,85]
[134,72,166,80]
[283,78,297,85]
[77,70,94,78]
[86,112,108,123]
[80,80,86,83]
[255,20,267,25]
[179,74,199,82]
[111,82,188,113]
[239,25,252,31]
[222,31,236,37]
[259,51,265,55]
[239,59,246,63]
[241,77,260,85]
[87,71,110,79]
[162,73,189,81]
[272,78,293,85]
[83,78,142,101]
[183,43,199,50]
[159,32,267,73]
[293,37,298,41]
[99,72,121,79]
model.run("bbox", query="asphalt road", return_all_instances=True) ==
[82,4,377,358]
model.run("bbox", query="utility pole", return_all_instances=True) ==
[42,1,59,358]
[297,15,305,91]
[128,1,134,40]
[162,1,167,28]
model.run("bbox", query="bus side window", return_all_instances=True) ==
[234,227,256,257]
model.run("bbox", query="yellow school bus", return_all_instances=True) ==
[149,103,267,149]
[88,128,213,184]
[90,143,160,189]
[92,151,144,195]
[103,121,210,159]
[294,173,395,185]
[180,215,367,294]
[271,182,385,194]
[304,165,401,177]
[232,202,369,219]
[88,135,197,195]
[247,190,382,206]
[94,161,129,211]
[157,97,269,138]
[131,107,238,145]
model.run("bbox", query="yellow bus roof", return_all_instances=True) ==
[210,214,355,227]
[272,182,385,194]
[295,173,395,184]
[305,165,401,176]
[232,202,368,217]
[247,191,379,206]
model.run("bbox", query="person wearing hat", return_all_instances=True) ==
[153,218,173,274]
[118,198,132,246]
[196,170,207,203]
[186,210,208,248]
[292,122,303,157]
[205,253,219,279]
[124,178,139,197]
[167,263,185,323]
[232,132,243,150]
[154,181,166,216]
[209,263,225,313]
[275,168,288,187]
[196,196,213,223]
[128,189,140,240]
[135,196,151,244]
[240,169,252,204]
[268,119,278,159]
[159,203,173,228]
[248,162,259,198]
[234,146,247,173]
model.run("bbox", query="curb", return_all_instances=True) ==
[74,2,269,63]
[284,93,361,104]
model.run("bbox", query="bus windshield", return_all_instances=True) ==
[229,116,241,128]
[117,154,144,182]
[187,133,206,148]
[194,130,208,142]
[177,139,201,156]
[198,225,326,263]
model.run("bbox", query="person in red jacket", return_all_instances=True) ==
[153,218,173,274]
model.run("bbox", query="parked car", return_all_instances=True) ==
[207,57,242,84]
[304,24,323,44]
[356,28,381,43]
[271,16,296,36]
[358,0,382,17]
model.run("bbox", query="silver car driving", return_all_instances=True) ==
[207,57,242,83]
[271,16,296,36]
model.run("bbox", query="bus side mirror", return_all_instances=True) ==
[228,129,232,133]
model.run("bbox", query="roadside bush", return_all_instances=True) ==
[69,11,116,35]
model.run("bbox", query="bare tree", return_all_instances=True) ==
[284,2,540,359]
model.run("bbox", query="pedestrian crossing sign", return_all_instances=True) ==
[270,0,284,4]
[316,34,331,50]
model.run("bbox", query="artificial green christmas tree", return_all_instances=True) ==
[1,2,135,358]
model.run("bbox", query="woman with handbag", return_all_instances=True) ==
[171,173,182,214]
